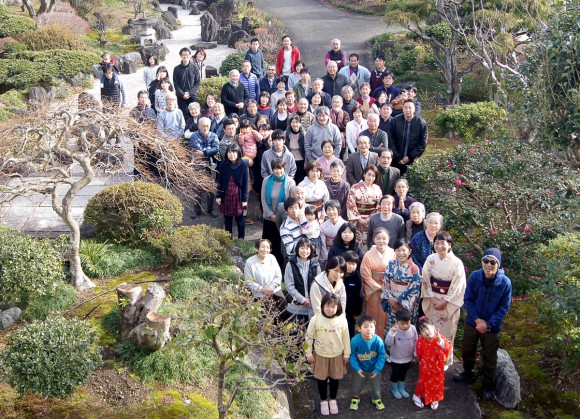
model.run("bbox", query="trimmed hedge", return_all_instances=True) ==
[0,90,27,122]
[16,24,88,51]
[197,76,228,107]
[0,49,100,90]
[0,5,35,38]
[219,52,245,76]
[434,102,507,142]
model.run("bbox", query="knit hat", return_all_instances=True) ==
[482,248,502,267]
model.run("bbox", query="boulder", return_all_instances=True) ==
[194,1,207,11]
[205,65,218,78]
[200,12,219,42]
[229,19,242,33]
[66,73,90,87]
[122,60,137,74]
[151,0,163,11]
[241,16,250,33]
[121,52,143,67]
[208,0,236,26]
[139,43,169,63]
[122,23,139,36]
[217,27,230,45]
[494,349,521,409]
[0,307,21,330]
[189,5,200,15]
[190,41,218,50]
[167,6,179,18]
[156,26,173,40]
[228,30,249,48]
[161,11,179,30]
[28,86,54,103]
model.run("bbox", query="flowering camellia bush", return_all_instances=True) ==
[407,136,579,294]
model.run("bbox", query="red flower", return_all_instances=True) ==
[446,161,453,167]
[524,226,531,233]
[490,230,497,236]
[469,148,476,153]
[499,199,505,204]
[547,191,552,197]
[455,179,462,186]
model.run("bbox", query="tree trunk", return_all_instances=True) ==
[21,0,36,17]
[38,0,56,14]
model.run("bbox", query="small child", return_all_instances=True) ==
[303,204,322,254]
[349,315,386,411]
[154,77,171,113]
[342,250,362,338]
[413,316,452,410]
[384,308,418,400]
[305,293,351,416]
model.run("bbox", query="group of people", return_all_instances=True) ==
[95,35,512,415]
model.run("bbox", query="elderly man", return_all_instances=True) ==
[386,99,428,175]
[189,117,219,218]
[376,148,400,196]
[304,106,342,163]
[291,98,315,131]
[338,53,371,99]
[454,248,512,401]
[329,95,350,160]
[221,69,250,116]
[307,78,332,107]
[156,94,185,138]
[173,47,201,116]
[322,61,349,99]
[325,38,347,70]
[346,135,378,185]
[360,113,388,154]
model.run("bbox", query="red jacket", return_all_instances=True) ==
[276,47,301,76]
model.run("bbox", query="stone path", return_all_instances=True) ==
[0,5,235,236]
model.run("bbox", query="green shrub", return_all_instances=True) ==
[460,72,490,103]
[2,40,27,54]
[370,32,394,58]
[425,23,452,46]
[101,304,121,339]
[0,231,65,303]
[149,225,233,266]
[79,239,112,278]
[393,52,417,75]
[0,317,102,398]
[197,76,228,107]
[16,24,88,51]
[0,50,100,90]
[0,89,27,122]
[23,281,77,321]
[219,52,245,76]
[170,264,240,300]
[434,102,507,142]
[84,181,183,244]
[0,9,35,38]
[96,245,161,276]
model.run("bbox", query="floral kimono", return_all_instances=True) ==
[381,258,422,329]
[346,181,381,249]
[415,334,452,405]
[319,216,346,264]
[421,251,466,366]
[361,245,395,339]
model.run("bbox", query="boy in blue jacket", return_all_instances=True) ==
[349,315,386,411]
[454,248,512,401]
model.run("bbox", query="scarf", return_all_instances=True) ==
[265,172,287,209]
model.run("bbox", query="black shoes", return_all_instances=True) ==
[453,372,476,385]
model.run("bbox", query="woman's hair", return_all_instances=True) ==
[260,91,271,100]
[334,222,357,250]
[393,238,411,252]
[329,160,345,170]
[188,102,201,112]
[156,65,169,77]
[342,250,360,264]
[304,204,317,216]
[293,59,305,71]
[341,85,354,95]
[255,238,272,250]
[310,92,322,102]
[225,143,242,164]
[325,256,347,275]
[425,212,444,228]
[148,55,159,65]
[409,201,425,215]
[434,231,453,247]
[289,114,302,125]
[321,139,335,151]
[417,316,433,333]
[351,103,363,115]
[372,227,390,242]
[396,307,412,322]
[304,161,322,177]
[270,157,286,170]
[324,199,341,212]
[194,49,206,60]
[295,237,316,259]
[204,92,217,107]
[320,293,343,318]
[160,76,171,85]
[362,164,380,184]
[395,178,409,188]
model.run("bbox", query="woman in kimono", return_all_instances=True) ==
[319,200,346,266]
[410,212,444,272]
[360,227,395,339]
[299,161,330,219]
[346,165,382,249]
[421,231,466,368]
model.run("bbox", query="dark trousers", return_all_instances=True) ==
[346,312,357,339]
[294,160,306,185]
[462,324,500,388]
[177,96,195,118]
[318,378,339,400]
[224,214,245,239]
[262,219,284,270]
[390,361,411,382]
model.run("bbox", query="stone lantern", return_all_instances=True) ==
[133,18,158,47]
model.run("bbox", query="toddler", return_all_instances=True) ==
[303,204,322,253]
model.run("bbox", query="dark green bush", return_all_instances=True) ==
[0,317,102,398]
[393,52,417,75]
[460,72,490,103]
[149,225,233,266]
[0,5,35,38]
[84,181,183,244]
[0,50,100,90]
[0,89,27,122]
[197,76,228,107]
[0,231,65,303]
[434,102,507,142]
[219,52,245,76]
[15,24,88,51]
[370,32,394,58]
[23,281,77,321]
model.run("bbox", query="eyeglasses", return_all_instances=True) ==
[482,259,498,266]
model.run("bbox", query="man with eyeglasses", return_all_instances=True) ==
[454,248,512,402]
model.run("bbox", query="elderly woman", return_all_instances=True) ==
[346,164,382,248]
[393,179,417,222]
[261,158,297,268]
[361,227,395,339]
[299,161,330,218]
[421,231,466,367]
[411,212,444,271]
[324,160,350,219]
[341,85,358,119]
[315,139,346,181]
[345,104,368,155]
[221,69,249,116]
[244,238,289,321]
[406,201,426,241]
[183,102,201,139]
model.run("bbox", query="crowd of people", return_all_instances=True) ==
[95,35,512,416]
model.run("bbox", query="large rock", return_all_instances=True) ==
[0,307,21,330]
[28,86,53,103]
[194,1,207,11]
[120,52,143,67]
[217,27,230,45]
[138,43,169,63]
[189,5,200,15]
[66,73,91,87]
[167,6,179,18]
[205,65,218,78]
[122,23,139,36]
[161,11,179,30]
[122,61,137,74]
[241,16,250,33]
[200,12,219,42]
[208,0,236,26]
[494,349,521,408]
[190,41,217,50]
[228,30,249,48]
[156,26,173,40]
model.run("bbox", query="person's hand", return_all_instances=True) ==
[343,356,349,365]
[358,217,368,226]
[242,202,248,208]
[399,199,405,210]
[307,355,315,364]
[302,298,311,307]
[400,156,410,164]
[269,215,276,222]
[236,102,244,109]
[476,321,488,334]
[390,325,397,334]
[357,370,365,378]
[215,198,222,206]
[262,288,274,297]
[389,297,399,309]
[370,372,377,379]
[194,150,204,158]
[183,92,190,99]
[434,300,447,311]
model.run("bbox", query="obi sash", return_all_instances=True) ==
[308,198,324,213]
[371,270,384,283]
[430,276,452,295]
[325,235,335,248]
[357,200,376,217]
[390,279,409,298]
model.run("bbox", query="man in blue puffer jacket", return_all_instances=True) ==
[454,248,512,401]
